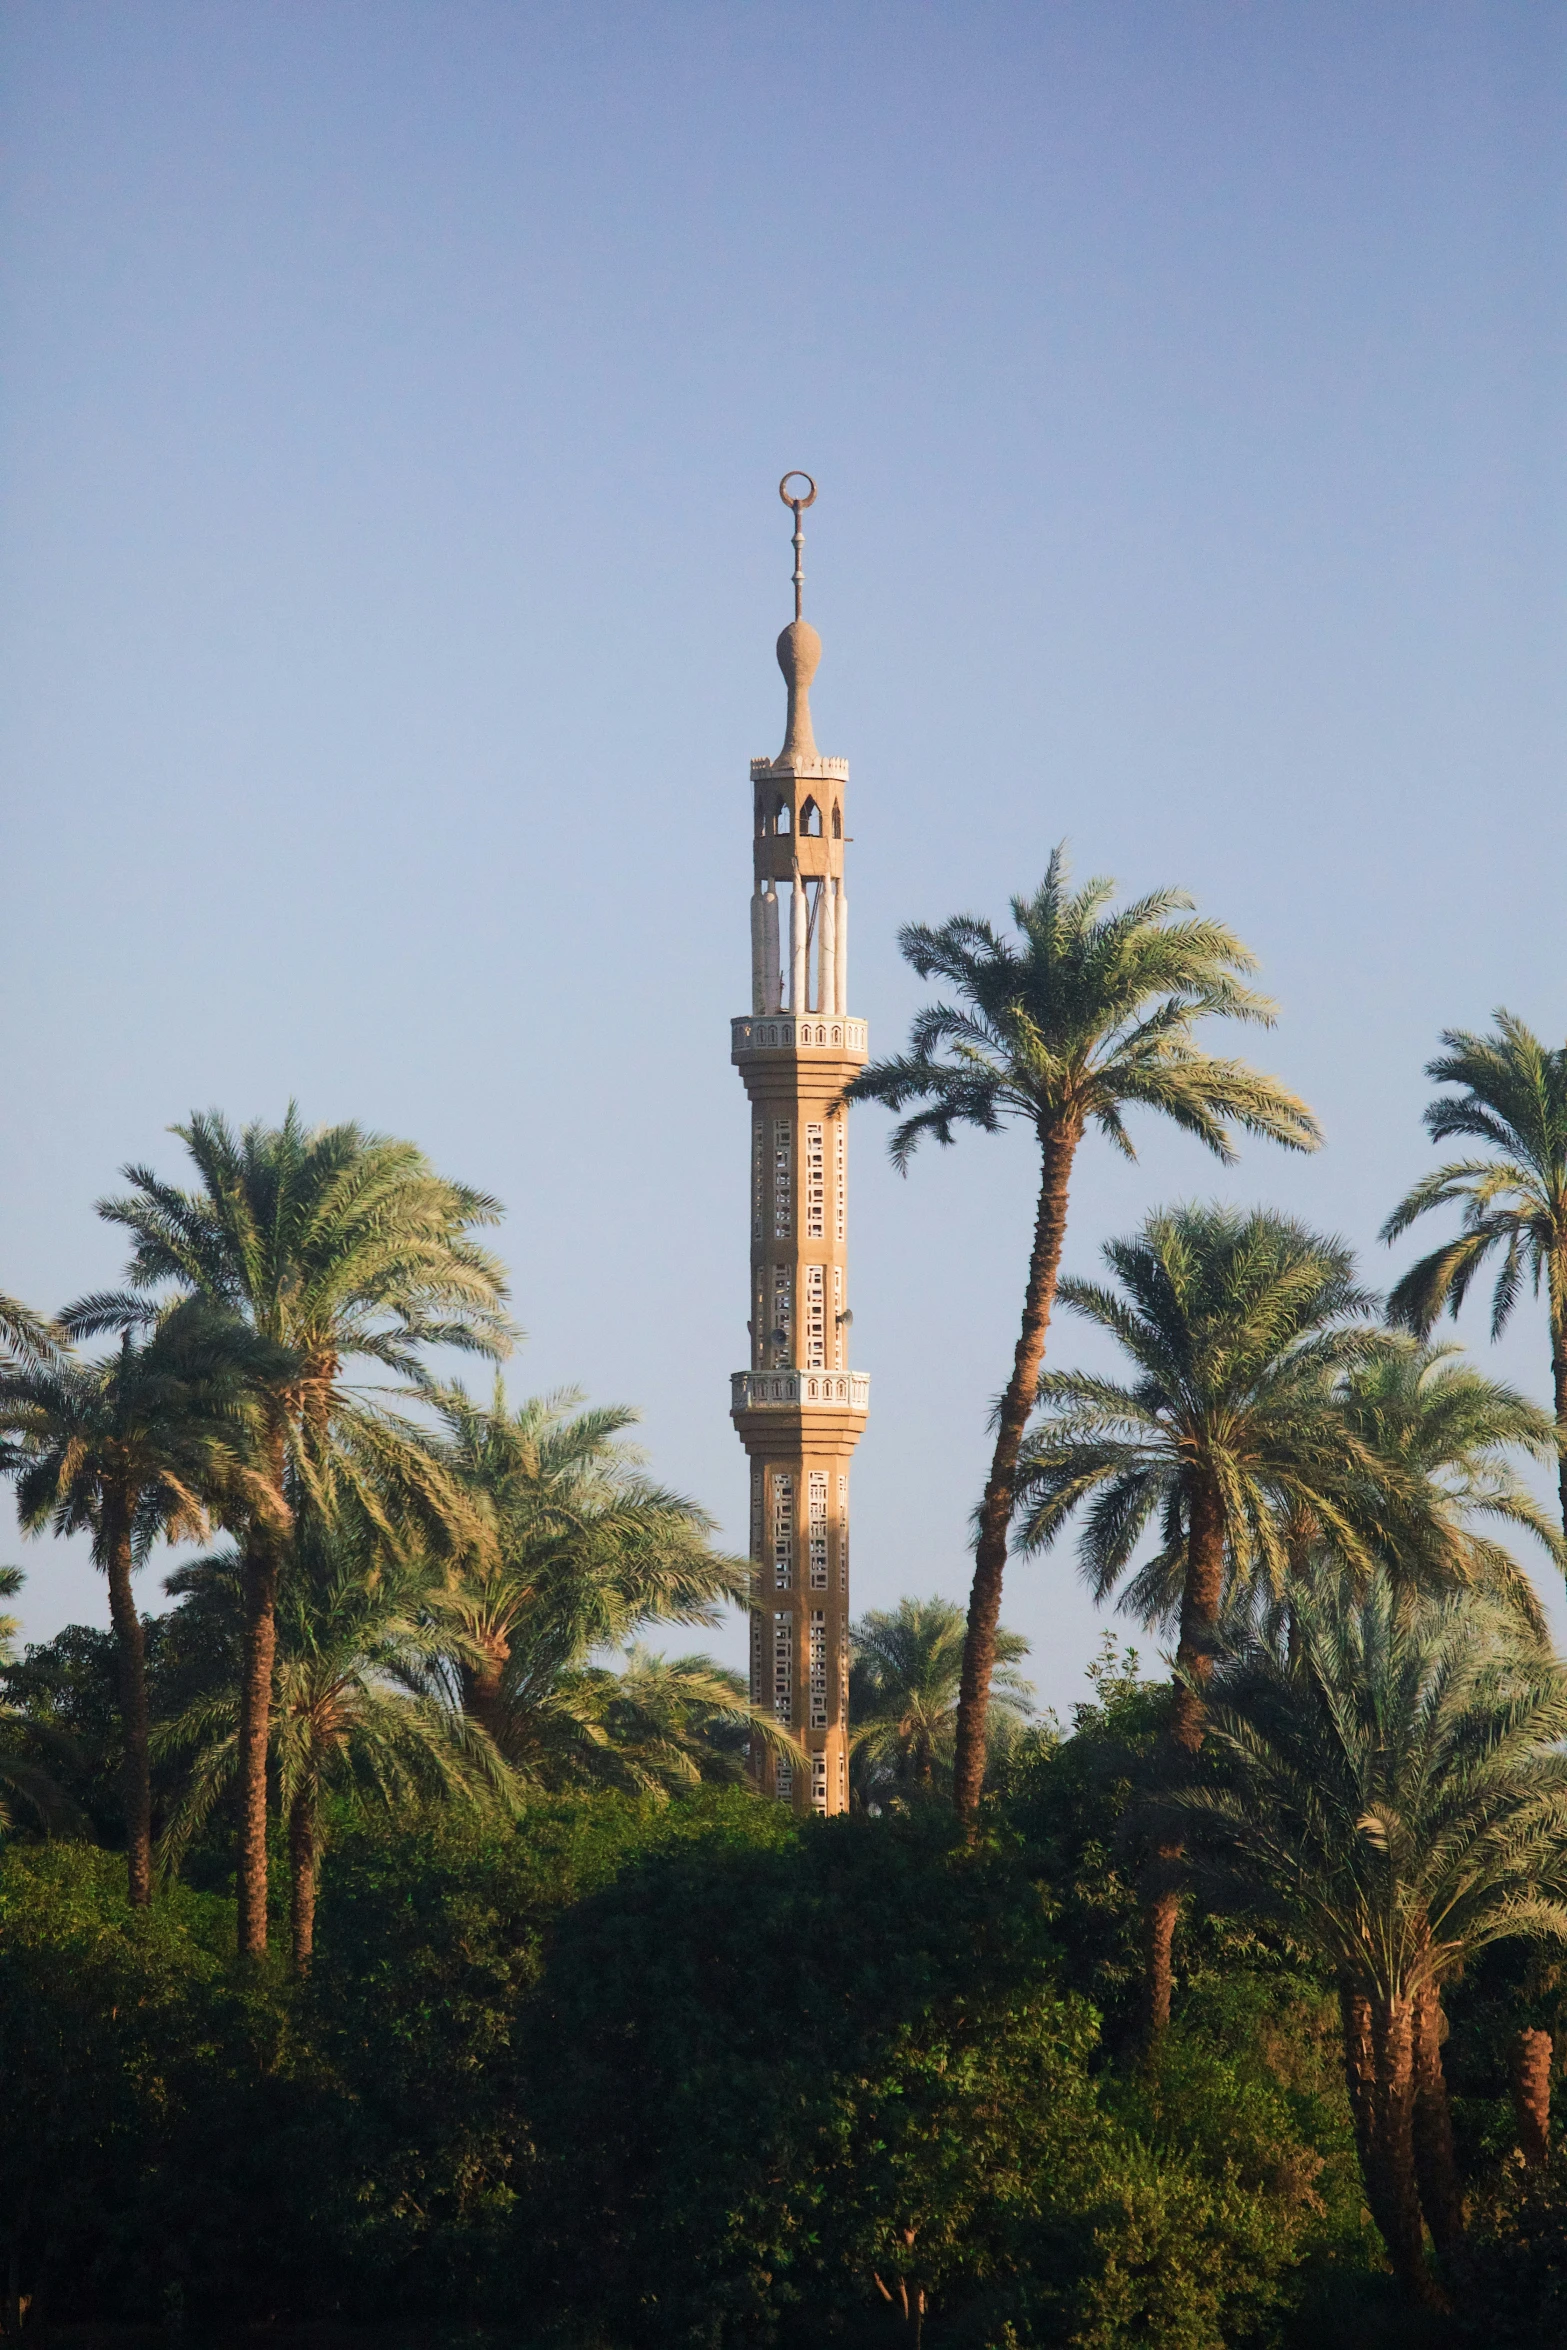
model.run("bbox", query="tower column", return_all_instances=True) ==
[789,867,807,1012]
[818,877,836,1018]
[762,886,782,1013]
[731,474,867,1818]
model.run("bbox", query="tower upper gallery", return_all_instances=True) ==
[747,474,851,1025]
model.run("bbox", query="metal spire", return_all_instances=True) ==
[780,471,816,621]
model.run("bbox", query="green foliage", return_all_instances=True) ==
[424,1377,750,1779]
[1014,1205,1383,1620]
[845,846,1319,1170]
[1382,1013,1567,1352]
[0,1779,1387,2346]
[1,1608,235,1847]
[1164,1580,1567,2005]
[0,1842,306,2327]
[523,1807,1346,2347]
[850,1593,1035,1802]
[1463,2147,1567,2345]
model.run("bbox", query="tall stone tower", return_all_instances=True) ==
[731,475,868,1815]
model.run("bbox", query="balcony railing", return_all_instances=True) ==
[731,1369,870,1412]
[732,1015,868,1059]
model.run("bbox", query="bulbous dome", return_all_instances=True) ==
[775,620,821,762]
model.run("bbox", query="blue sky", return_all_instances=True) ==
[4,3,1564,1713]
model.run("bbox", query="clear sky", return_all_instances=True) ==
[4,3,1565,1715]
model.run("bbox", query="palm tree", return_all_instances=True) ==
[845,850,1319,1825]
[1011,1204,1380,2033]
[429,1381,745,1755]
[0,1301,270,1904]
[76,1106,514,1954]
[1382,1013,1567,1537]
[1159,1577,1567,2307]
[848,1596,1033,1801]
[1118,1337,1567,1645]
[556,1644,798,1798]
[158,1520,514,1970]
[1334,1340,1566,1626]
[0,1296,61,1372]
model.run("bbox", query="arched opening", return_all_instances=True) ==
[755,793,766,837]
[831,801,842,839]
[800,797,822,837]
[774,798,791,835]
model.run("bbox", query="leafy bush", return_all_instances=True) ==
[522,1809,1347,2346]
[0,1752,1392,2343]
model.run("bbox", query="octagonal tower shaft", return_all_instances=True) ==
[731,483,867,1817]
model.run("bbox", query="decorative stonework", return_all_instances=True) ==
[731,1369,870,1412]
[733,1015,868,1059]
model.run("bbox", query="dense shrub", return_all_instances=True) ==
[521,1809,1351,2346]
[0,1761,1395,2344]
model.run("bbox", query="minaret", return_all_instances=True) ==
[731,474,869,1815]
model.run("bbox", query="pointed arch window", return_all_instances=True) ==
[831,802,842,838]
[800,797,822,837]
[774,798,791,835]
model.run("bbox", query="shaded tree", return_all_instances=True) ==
[158,1518,513,1969]
[0,1301,270,1903]
[1161,1575,1567,2307]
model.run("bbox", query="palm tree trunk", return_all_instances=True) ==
[1412,1980,1465,2262]
[1551,1263,1567,1542]
[459,1643,509,1744]
[1143,1471,1226,2041]
[102,1500,153,1908]
[236,1421,287,1958]
[1511,2026,1553,2167]
[1340,1981,1383,2214]
[951,1119,1078,1827]
[288,1789,317,1974]
[1372,1993,1446,2310]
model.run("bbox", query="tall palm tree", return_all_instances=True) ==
[1011,1204,1380,2033]
[159,1522,514,1970]
[1159,1577,1567,2307]
[846,850,1319,1824]
[1382,1013,1567,1537]
[76,1106,514,1953]
[0,1300,270,1904]
[849,1596,1033,1800]
[430,1381,745,1752]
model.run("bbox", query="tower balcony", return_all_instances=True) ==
[731,1014,868,1061]
[731,1368,870,1413]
